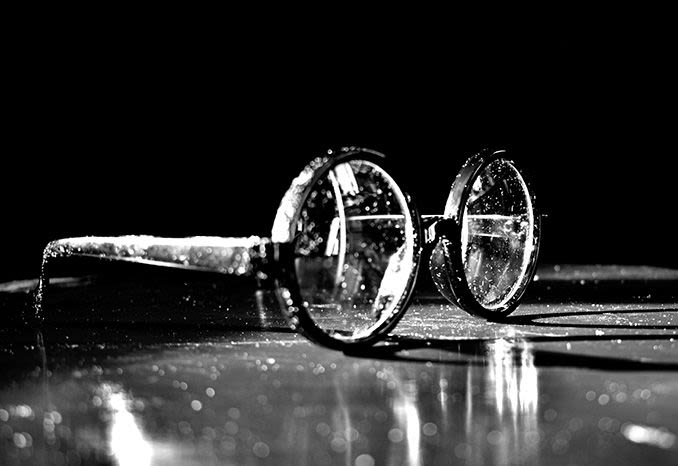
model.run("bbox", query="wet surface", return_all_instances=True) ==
[1,264,677,465]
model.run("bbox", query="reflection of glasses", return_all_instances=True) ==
[39,147,540,349]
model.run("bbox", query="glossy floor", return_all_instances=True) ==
[1,265,677,465]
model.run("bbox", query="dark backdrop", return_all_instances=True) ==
[3,20,676,281]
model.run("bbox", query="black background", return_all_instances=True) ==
[3,17,676,281]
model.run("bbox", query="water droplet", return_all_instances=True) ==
[252,441,270,458]
[355,454,375,466]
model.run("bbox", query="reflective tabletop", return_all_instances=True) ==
[1,264,677,465]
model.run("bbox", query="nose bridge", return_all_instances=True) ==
[421,215,457,246]
[421,215,442,245]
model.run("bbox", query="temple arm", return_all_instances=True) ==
[42,235,269,276]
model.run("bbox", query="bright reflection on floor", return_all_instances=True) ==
[392,377,421,466]
[622,423,676,449]
[488,339,538,424]
[321,340,543,465]
[464,338,540,464]
[101,383,153,466]
[332,380,356,466]
[326,361,423,465]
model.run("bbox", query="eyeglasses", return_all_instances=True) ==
[38,147,540,349]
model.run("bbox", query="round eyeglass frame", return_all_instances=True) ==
[269,147,423,349]
[428,148,542,321]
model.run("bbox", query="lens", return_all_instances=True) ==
[461,159,535,309]
[294,160,415,340]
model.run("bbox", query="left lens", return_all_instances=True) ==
[294,159,416,341]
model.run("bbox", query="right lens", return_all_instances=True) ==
[430,149,540,319]
[293,159,416,341]
[461,158,535,309]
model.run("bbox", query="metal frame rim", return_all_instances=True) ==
[272,147,423,349]
[435,148,541,320]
